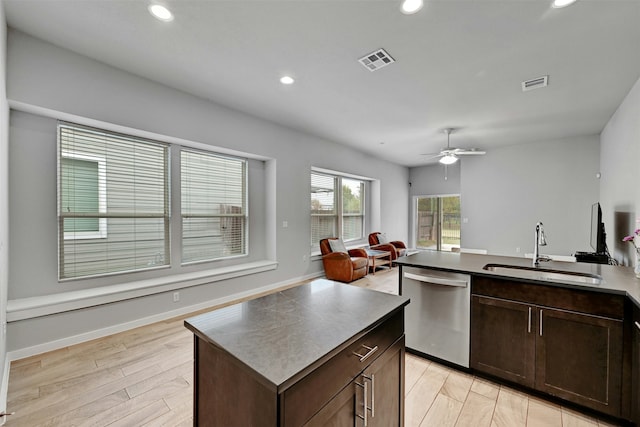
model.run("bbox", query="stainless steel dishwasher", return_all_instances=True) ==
[400,266,471,368]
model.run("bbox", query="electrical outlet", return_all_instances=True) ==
[303,254,308,262]
[516,247,521,253]
[173,292,180,302]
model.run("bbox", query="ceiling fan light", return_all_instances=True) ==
[551,0,577,8]
[439,154,458,165]
[148,4,174,22]
[401,0,424,14]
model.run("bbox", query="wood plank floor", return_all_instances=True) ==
[5,267,622,426]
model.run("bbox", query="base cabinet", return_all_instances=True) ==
[471,296,535,388]
[471,277,624,418]
[305,338,404,427]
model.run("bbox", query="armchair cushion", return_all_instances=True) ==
[328,238,348,254]
[376,233,388,244]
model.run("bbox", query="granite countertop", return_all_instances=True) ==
[184,279,410,392]
[396,251,640,307]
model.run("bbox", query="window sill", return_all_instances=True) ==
[7,260,278,322]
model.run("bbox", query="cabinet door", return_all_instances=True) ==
[632,306,640,424]
[303,381,357,427]
[364,338,405,427]
[471,295,536,388]
[536,307,623,417]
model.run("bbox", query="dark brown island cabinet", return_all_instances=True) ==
[184,280,409,427]
[471,276,624,418]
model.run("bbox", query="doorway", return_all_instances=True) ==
[415,195,461,251]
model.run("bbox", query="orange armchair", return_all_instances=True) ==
[320,238,368,283]
[368,232,407,262]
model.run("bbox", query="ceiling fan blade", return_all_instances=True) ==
[452,148,486,156]
[420,153,444,160]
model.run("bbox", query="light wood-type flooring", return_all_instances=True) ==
[5,267,622,426]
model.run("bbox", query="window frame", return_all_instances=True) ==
[310,169,367,251]
[58,122,171,281]
[57,121,252,281]
[180,147,249,265]
[413,194,461,252]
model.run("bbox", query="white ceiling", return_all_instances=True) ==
[4,0,640,167]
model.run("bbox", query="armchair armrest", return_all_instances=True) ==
[390,240,407,249]
[348,248,367,258]
[322,252,351,262]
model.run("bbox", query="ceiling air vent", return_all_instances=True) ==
[358,49,395,72]
[522,75,549,92]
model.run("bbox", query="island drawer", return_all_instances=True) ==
[282,309,403,426]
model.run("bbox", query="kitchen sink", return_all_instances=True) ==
[483,263,604,286]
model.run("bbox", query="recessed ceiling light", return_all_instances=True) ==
[148,4,174,22]
[280,76,295,85]
[551,0,578,8]
[401,0,424,14]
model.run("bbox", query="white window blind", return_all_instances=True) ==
[58,122,169,280]
[181,149,247,264]
[311,172,338,247]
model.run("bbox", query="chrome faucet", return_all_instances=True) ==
[533,221,548,267]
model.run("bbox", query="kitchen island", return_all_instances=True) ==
[184,279,409,426]
[396,250,640,423]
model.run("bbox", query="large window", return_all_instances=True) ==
[58,123,169,280]
[58,122,249,280]
[181,149,247,264]
[415,195,461,251]
[311,171,365,250]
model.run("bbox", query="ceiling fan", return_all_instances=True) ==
[422,128,486,164]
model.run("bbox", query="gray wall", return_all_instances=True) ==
[0,0,9,413]
[460,136,600,257]
[5,29,409,352]
[600,75,640,266]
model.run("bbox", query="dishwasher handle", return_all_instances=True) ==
[403,272,468,288]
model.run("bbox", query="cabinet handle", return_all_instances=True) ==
[539,309,543,336]
[353,345,378,362]
[635,321,640,331]
[356,380,368,426]
[363,374,375,417]
[528,307,532,333]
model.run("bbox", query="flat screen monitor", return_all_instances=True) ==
[590,202,606,254]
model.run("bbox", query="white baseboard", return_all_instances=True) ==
[7,271,323,362]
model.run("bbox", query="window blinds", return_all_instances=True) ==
[181,149,247,264]
[58,122,169,280]
[310,172,337,247]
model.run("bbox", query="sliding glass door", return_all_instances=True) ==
[415,195,461,251]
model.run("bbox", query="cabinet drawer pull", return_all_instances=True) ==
[539,309,543,336]
[528,307,532,333]
[356,381,368,426]
[353,345,378,362]
[635,321,640,331]
[363,374,375,417]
